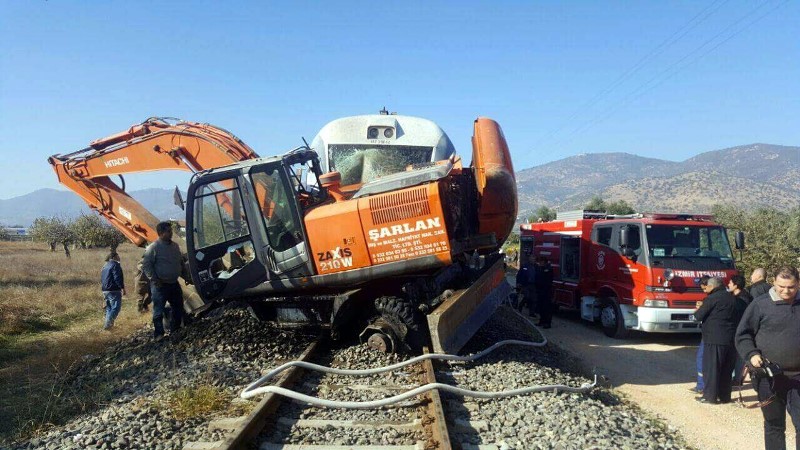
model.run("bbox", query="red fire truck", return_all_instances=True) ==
[519,210,744,338]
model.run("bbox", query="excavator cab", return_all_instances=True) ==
[186,148,324,303]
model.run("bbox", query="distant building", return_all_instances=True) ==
[2,227,31,241]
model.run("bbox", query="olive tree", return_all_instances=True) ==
[712,205,800,277]
[30,216,75,257]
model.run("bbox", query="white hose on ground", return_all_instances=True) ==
[241,376,598,408]
[240,306,597,407]
[242,307,548,395]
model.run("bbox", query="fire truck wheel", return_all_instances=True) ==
[600,299,629,339]
[374,296,428,353]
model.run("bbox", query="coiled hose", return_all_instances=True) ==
[241,308,597,407]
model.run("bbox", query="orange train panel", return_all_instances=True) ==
[304,199,372,275]
[471,117,517,247]
[358,183,452,266]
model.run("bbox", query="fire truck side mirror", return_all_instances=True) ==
[619,226,629,248]
[735,231,745,250]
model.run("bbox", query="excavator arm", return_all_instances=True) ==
[48,117,259,246]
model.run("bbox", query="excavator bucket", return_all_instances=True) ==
[426,258,511,353]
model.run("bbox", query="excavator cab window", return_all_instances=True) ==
[251,169,302,252]
[192,179,250,248]
[188,175,266,301]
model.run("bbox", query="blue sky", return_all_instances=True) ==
[0,0,797,199]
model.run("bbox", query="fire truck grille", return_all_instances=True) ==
[673,300,698,307]
[369,186,431,225]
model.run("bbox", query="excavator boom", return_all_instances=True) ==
[48,117,258,246]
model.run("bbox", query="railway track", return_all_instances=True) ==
[182,338,452,450]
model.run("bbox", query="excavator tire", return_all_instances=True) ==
[374,296,428,353]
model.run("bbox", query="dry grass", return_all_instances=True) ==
[164,384,229,420]
[0,241,149,440]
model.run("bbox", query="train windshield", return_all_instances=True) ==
[644,225,734,270]
[327,144,433,186]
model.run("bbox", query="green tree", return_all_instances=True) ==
[530,205,556,223]
[584,196,635,215]
[30,216,75,257]
[70,214,127,251]
[606,199,635,215]
[712,205,800,277]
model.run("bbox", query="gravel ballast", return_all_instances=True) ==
[7,306,314,450]
[8,302,693,450]
[440,306,691,450]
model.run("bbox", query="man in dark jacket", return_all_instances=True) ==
[101,252,126,330]
[534,256,554,328]
[694,276,738,404]
[749,268,771,299]
[515,253,536,317]
[736,266,800,450]
[728,274,753,385]
[142,222,184,339]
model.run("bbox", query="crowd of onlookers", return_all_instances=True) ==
[691,266,800,450]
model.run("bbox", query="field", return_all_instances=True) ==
[0,241,149,440]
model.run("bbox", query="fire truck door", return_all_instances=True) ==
[590,224,617,287]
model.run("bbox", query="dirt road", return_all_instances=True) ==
[543,313,796,450]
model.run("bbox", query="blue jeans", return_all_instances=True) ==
[103,291,122,329]
[696,339,705,391]
[151,282,183,337]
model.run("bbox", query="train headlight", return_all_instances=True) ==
[384,128,394,138]
[663,269,675,281]
[368,127,379,139]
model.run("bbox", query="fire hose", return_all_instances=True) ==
[241,309,597,407]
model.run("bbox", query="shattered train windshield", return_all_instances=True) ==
[328,144,433,186]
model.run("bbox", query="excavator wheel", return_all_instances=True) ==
[372,296,428,354]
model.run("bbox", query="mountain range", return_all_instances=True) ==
[1,143,797,226]
[515,143,799,216]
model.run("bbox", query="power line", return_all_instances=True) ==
[546,0,787,151]
[531,0,729,150]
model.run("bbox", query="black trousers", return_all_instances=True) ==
[702,342,736,402]
[536,287,553,325]
[755,374,800,450]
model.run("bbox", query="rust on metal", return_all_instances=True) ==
[422,346,452,450]
[217,337,322,450]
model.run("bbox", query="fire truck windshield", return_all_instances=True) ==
[328,144,433,186]
[644,225,734,270]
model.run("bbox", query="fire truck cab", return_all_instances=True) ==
[520,210,741,338]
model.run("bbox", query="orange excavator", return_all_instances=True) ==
[49,111,517,353]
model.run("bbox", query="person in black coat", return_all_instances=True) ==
[534,256,554,328]
[728,274,753,385]
[515,253,536,317]
[694,276,739,404]
[749,268,771,299]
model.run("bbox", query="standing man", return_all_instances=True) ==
[749,268,771,299]
[142,222,184,339]
[736,267,800,450]
[534,256,554,329]
[694,276,738,404]
[100,252,126,330]
[515,253,536,317]
[729,274,753,385]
